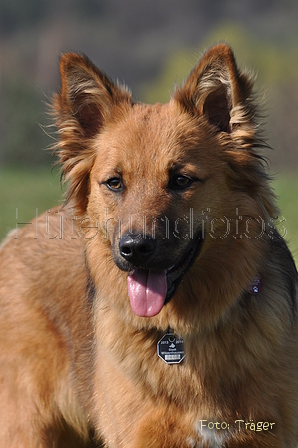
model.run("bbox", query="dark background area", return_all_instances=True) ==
[1,0,298,170]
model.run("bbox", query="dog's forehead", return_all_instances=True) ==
[105,101,204,158]
[117,101,180,142]
[93,100,221,183]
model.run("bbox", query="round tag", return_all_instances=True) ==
[157,333,185,364]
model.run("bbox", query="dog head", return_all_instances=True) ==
[53,44,277,321]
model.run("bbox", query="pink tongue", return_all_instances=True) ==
[127,270,167,317]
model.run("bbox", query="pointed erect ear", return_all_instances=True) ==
[52,53,132,216]
[54,53,132,138]
[175,44,253,133]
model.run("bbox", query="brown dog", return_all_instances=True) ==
[0,44,297,447]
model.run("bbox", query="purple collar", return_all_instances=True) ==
[245,276,263,295]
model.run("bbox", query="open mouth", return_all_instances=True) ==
[165,231,204,304]
[127,232,204,317]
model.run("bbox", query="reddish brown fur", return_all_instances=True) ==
[0,44,297,447]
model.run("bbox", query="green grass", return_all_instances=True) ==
[273,174,298,266]
[0,168,297,267]
[0,167,62,240]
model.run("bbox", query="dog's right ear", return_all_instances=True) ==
[52,53,132,215]
[54,53,132,138]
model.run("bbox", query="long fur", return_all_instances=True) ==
[0,44,297,447]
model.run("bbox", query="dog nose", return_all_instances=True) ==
[119,235,156,265]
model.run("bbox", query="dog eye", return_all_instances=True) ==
[171,175,193,190]
[106,177,123,191]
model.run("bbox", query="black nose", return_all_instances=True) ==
[119,234,156,265]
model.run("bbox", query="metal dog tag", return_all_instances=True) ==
[157,333,185,364]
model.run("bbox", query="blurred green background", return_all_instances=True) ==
[0,0,297,265]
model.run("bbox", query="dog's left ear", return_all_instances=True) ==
[175,44,253,133]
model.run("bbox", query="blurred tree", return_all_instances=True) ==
[0,0,49,35]
[140,49,197,104]
[0,78,52,167]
